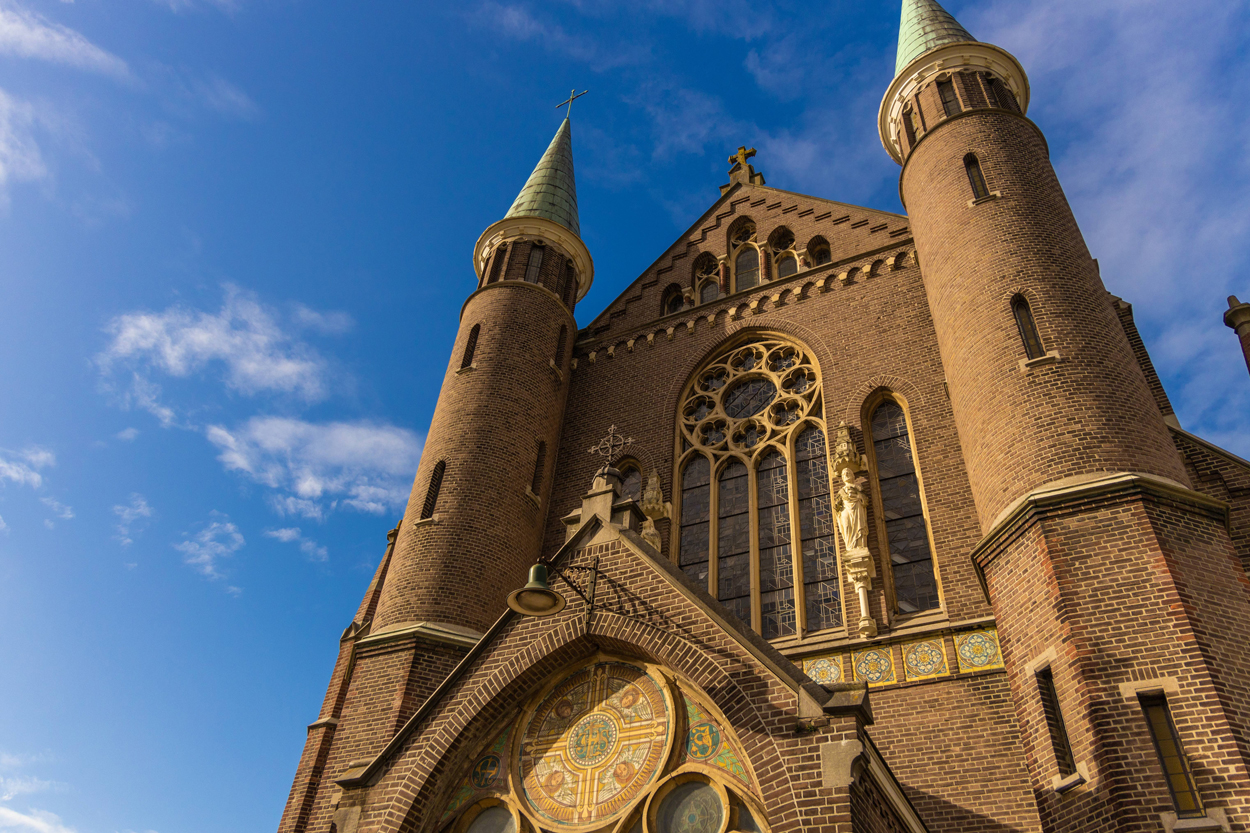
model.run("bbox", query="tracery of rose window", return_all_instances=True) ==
[676,337,842,640]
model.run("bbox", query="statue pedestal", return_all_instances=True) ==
[843,547,878,639]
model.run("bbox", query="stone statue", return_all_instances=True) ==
[638,471,671,553]
[834,467,868,552]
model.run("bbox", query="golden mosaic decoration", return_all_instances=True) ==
[519,662,673,828]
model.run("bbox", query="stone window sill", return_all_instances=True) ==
[1162,809,1229,832]
[455,364,477,376]
[414,514,443,527]
[967,191,1001,207]
[1019,351,1061,372]
[525,486,542,508]
[548,358,564,383]
[1052,762,1089,794]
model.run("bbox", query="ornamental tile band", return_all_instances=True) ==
[954,628,1005,673]
[852,647,896,686]
[803,655,845,687]
[901,638,949,682]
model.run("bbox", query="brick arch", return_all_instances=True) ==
[842,375,928,429]
[383,615,799,833]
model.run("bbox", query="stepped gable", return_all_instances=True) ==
[581,182,911,344]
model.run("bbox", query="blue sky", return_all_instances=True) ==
[1,1,1248,831]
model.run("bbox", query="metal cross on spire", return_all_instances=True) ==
[587,424,634,464]
[557,89,589,119]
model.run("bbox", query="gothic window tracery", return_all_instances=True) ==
[768,227,798,280]
[662,284,685,317]
[676,337,842,639]
[693,254,721,305]
[437,660,769,833]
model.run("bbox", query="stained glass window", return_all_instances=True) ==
[717,462,751,625]
[870,402,939,614]
[657,781,724,833]
[796,428,840,632]
[735,248,759,292]
[757,451,795,639]
[679,456,711,586]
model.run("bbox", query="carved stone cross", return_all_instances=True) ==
[728,146,757,168]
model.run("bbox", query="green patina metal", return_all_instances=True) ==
[895,0,976,76]
[504,117,580,237]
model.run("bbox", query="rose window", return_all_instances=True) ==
[677,337,841,640]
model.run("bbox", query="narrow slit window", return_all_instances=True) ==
[421,460,445,520]
[965,153,990,201]
[938,79,961,117]
[1012,295,1045,360]
[735,248,760,292]
[757,451,796,639]
[870,401,939,614]
[524,245,545,284]
[554,325,568,366]
[461,324,480,369]
[678,456,712,587]
[902,107,917,147]
[1037,668,1076,777]
[531,441,547,494]
[981,73,1000,108]
[717,461,751,626]
[488,244,507,284]
[1140,694,1204,818]
[564,265,577,306]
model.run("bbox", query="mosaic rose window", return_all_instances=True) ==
[439,660,767,833]
[677,337,842,640]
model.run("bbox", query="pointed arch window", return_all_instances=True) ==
[867,400,938,614]
[421,460,446,520]
[619,461,644,504]
[1012,294,1045,360]
[462,324,481,370]
[662,283,685,316]
[676,338,840,639]
[965,153,990,201]
[808,237,832,267]
[734,248,760,293]
[524,244,545,283]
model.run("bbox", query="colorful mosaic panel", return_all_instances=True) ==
[954,628,1004,673]
[901,638,948,682]
[852,647,896,686]
[520,663,672,828]
[803,655,844,686]
[681,697,751,787]
[441,727,512,821]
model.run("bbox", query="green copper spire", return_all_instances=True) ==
[505,118,580,237]
[895,0,976,76]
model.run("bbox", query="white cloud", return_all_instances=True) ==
[0,515,7,534]
[193,76,258,120]
[207,417,422,519]
[472,2,648,69]
[115,428,139,442]
[0,447,54,489]
[39,498,72,520]
[0,806,75,833]
[97,286,335,424]
[0,776,52,802]
[113,494,152,546]
[173,513,242,582]
[293,304,353,336]
[264,527,327,562]
[0,87,47,210]
[0,2,129,79]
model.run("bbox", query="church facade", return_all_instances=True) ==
[277,2,1250,832]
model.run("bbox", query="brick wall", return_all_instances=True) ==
[1174,431,1250,574]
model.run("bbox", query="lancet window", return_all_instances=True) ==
[1012,294,1045,360]
[728,220,759,293]
[807,236,832,267]
[866,400,939,615]
[676,337,841,640]
[662,284,685,317]
[524,244,545,284]
[693,253,721,305]
[619,460,644,503]
[768,227,798,279]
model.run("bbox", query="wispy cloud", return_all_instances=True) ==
[0,805,76,833]
[0,750,71,833]
[471,2,649,69]
[0,87,48,211]
[190,76,258,120]
[264,527,327,562]
[173,512,242,587]
[39,498,72,520]
[207,417,422,520]
[113,494,152,546]
[115,428,139,442]
[97,286,341,425]
[0,2,129,79]
[0,447,54,489]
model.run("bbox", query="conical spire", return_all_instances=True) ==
[895,0,976,76]
[504,118,580,237]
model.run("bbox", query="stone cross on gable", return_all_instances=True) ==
[728,146,757,169]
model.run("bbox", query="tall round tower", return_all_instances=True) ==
[372,118,592,636]
[879,0,1187,529]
